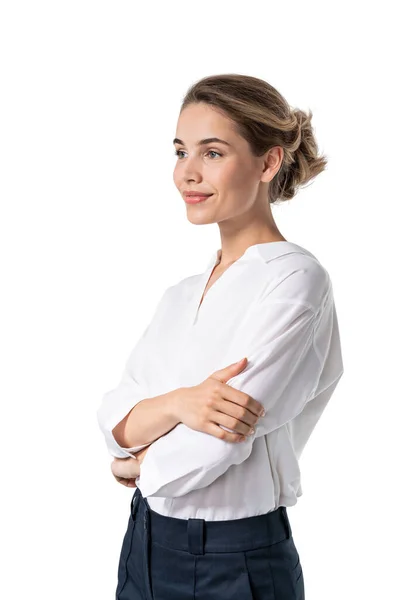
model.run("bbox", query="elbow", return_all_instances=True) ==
[96,390,118,437]
[96,406,106,436]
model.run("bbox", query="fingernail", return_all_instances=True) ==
[249,428,255,434]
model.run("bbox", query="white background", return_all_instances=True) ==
[1,1,417,598]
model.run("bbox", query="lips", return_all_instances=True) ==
[184,194,213,204]
[184,192,212,197]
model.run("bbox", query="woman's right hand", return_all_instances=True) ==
[174,358,265,443]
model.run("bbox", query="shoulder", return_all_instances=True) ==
[263,247,331,314]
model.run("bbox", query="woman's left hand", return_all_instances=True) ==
[111,446,150,487]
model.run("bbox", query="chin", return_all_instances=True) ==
[185,212,218,226]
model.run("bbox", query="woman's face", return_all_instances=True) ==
[173,102,277,225]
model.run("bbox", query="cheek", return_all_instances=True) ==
[222,164,255,195]
[215,161,248,189]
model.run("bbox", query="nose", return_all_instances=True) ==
[178,153,203,181]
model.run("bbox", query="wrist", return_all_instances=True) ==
[169,387,187,424]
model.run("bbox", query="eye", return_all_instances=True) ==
[206,150,222,159]
[173,149,223,159]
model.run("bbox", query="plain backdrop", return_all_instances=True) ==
[0,1,417,598]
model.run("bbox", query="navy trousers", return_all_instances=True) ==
[116,486,305,599]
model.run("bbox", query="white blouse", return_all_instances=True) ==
[97,241,344,520]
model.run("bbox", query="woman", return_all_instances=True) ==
[97,73,344,600]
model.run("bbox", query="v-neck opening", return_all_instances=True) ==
[191,240,299,326]
[197,263,219,311]
[192,259,234,325]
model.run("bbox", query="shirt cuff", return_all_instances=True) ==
[106,431,152,459]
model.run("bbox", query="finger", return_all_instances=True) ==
[114,475,137,487]
[124,478,137,487]
[220,383,264,417]
[212,400,258,428]
[210,408,256,436]
[205,421,246,443]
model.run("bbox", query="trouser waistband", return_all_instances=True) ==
[130,486,293,555]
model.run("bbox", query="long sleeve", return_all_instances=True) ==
[139,276,342,498]
[97,327,153,458]
[97,288,169,459]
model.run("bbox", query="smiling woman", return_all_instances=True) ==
[98,73,343,600]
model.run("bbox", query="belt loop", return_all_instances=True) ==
[130,488,140,520]
[281,506,292,539]
[187,518,205,555]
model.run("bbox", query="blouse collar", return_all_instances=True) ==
[206,241,312,270]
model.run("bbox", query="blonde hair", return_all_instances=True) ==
[180,73,327,204]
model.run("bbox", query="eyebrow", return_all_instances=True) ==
[172,137,232,147]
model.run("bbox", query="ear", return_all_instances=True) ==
[261,146,284,182]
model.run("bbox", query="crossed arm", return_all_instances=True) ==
[100,271,336,498]
[136,298,325,498]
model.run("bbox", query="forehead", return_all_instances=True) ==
[176,103,238,141]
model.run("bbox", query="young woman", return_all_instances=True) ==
[97,73,344,600]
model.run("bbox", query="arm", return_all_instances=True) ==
[111,388,183,450]
[138,281,342,498]
[96,287,173,459]
[96,340,156,459]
